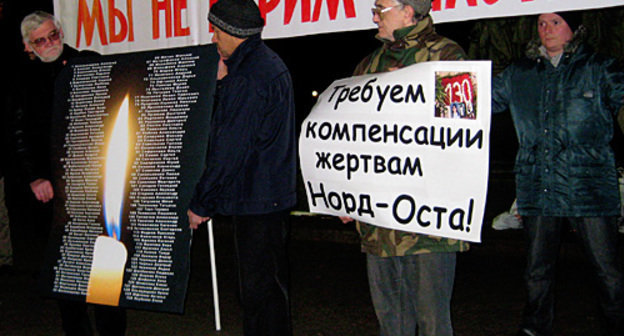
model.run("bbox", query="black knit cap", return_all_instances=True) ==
[555,11,583,32]
[208,0,264,38]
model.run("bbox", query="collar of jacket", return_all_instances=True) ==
[29,44,80,81]
[525,25,587,61]
[377,15,435,51]
[223,34,262,74]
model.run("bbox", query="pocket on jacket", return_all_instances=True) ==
[513,163,539,208]
[569,165,619,211]
[567,147,612,168]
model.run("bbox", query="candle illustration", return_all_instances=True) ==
[86,96,131,306]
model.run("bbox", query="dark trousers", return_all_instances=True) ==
[366,253,456,336]
[3,176,51,271]
[521,216,624,336]
[234,211,291,336]
[57,299,127,336]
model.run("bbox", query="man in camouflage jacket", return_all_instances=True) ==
[344,1,468,335]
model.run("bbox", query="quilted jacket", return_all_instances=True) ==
[492,30,624,216]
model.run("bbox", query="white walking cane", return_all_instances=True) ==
[207,219,221,331]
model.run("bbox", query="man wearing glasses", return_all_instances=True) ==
[14,11,99,262]
[23,14,63,63]
[12,11,82,272]
[342,1,466,335]
[11,11,77,261]
[12,11,126,335]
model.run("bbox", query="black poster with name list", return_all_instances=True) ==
[39,45,218,313]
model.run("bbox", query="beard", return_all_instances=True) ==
[33,43,64,63]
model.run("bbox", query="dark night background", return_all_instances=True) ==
[2,1,624,335]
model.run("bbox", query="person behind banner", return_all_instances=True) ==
[14,10,127,336]
[340,1,469,335]
[10,10,72,271]
[187,0,297,334]
[492,12,624,336]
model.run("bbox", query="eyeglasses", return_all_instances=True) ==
[371,5,401,17]
[29,29,61,48]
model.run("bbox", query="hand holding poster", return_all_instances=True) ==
[299,61,491,243]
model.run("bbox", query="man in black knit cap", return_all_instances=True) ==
[187,0,296,335]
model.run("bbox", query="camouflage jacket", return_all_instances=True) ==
[354,16,466,74]
[353,16,470,257]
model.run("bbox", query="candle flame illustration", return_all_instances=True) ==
[103,96,130,240]
[87,95,131,306]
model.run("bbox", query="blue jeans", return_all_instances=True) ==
[521,216,624,336]
[234,211,291,336]
[367,252,456,336]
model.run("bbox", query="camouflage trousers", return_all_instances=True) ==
[0,178,12,266]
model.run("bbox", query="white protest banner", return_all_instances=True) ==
[299,61,492,243]
[54,0,622,55]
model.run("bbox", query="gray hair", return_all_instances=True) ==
[21,11,61,43]
[393,0,431,20]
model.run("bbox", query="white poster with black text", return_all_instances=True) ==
[299,61,492,243]
[55,1,621,55]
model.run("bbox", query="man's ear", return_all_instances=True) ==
[402,5,416,24]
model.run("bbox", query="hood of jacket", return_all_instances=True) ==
[525,25,587,61]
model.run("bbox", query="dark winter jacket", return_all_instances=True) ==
[189,35,297,217]
[492,30,624,217]
[11,45,96,184]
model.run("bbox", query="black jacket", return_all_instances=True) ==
[11,45,96,184]
[189,35,297,217]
